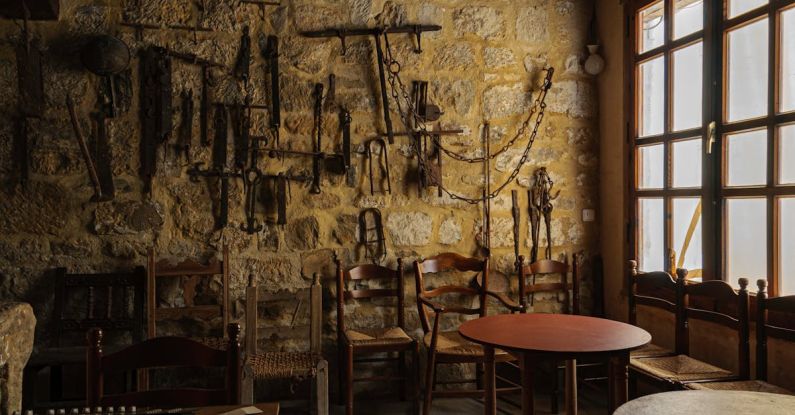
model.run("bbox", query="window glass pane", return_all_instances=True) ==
[674,0,703,39]
[727,19,769,122]
[780,198,795,295]
[781,7,795,113]
[728,0,768,19]
[673,42,703,131]
[726,129,767,187]
[639,56,665,137]
[781,124,795,184]
[638,144,665,189]
[673,138,702,188]
[726,198,768,287]
[673,198,703,272]
[639,198,665,272]
[640,1,665,53]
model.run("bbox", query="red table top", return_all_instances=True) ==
[459,314,651,355]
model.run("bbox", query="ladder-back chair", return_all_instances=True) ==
[631,272,750,389]
[627,260,679,359]
[687,279,793,394]
[86,324,241,408]
[243,274,328,415]
[335,258,419,415]
[413,253,522,415]
[147,246,230,342]
[23,267,146,408]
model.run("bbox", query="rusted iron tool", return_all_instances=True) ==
[412,80,441,122]
[263,35,280,147]
[139,46,172,193]
[481,122,492,257]
[530,167,560,262]
[213,104,230,229]
[67,95,108,202]
[234,26,251,85]
[358,208,387,264]
[511,189,521,269]
[341,109,354,187]
[177,89,194,161]
[372,31,394,144]
[367,138,391,195]
[311,83,324,194]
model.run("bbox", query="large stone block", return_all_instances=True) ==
[453,6,505,39]
[0,302,35,415]
[0,182,72,236]
[482,84,531,119]
[285,216,320,251]
[386,212,432,247]
[516,6,549,43]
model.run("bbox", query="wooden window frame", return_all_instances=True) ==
[626,0,795,296]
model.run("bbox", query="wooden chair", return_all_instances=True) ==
[630,271,750,389]
[242,273,328,415]
[686,279,793,394]
[86,323,242,408]
[335,258,419,415]
[23,267,146,408]
[413,253,522,415]
[147,246,229,341]
[627,260,679,359]
[515,254,593,413]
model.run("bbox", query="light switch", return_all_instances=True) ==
[582,209,596,222]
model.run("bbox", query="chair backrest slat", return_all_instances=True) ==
[147,246,230,339]
[518,254,578,314]
[54,267,146,347]
[86,323,241,408]
[336,259,404,337]
[755,279,795,381]
[413,253,488,334]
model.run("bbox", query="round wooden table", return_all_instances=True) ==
[615,390,795,415]
[459,314,651,415]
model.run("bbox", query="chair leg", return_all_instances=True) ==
[414,342,421,415]
[316,359,329,415]
[399,351,407,401]
[338,343,346,405]
[550,362,559,414]
[422,348,437,415]
[346,345,354,415]
[241,364,255,405]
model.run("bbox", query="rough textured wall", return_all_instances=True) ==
[0,0,598,387]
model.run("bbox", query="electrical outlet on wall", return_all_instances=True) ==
[582,209,596,222]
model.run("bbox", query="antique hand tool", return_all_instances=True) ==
[234,26,251,85]
[93,109,117,200]
[139,46,172,193]
[80,35,131,118]
[311,83,324,194]
[530,167,560,262]
[372,31,394,144]
[412,80,441,122]
[263,35,281,146]
[178,89,194,161]
[212,104,230,228]
[187,163,240,230]
[511,189,521,268]
[358,208,387,264]
[67,95,108,202]
[341,109,354,187]
[120,21,212,41]
[367,138,391,195]
[163,49,225,147]
[480,122,492,258]
[240,167,263,234]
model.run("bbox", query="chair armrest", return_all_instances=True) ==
[486,290,524,313]
[418,294,446,313]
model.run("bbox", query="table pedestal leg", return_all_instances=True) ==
[608,352,630,413]
[565,359,577,415]
[484,345,496,415]
[520,353,535,415]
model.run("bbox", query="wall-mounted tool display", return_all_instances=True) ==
[366,138,391,196]
[66,95,111,202]
[262,35,280,146]
[139,46,172,193]
[234,26,251,85]
[163,49,225,148]
[301,25,442,145]
[529,167,560,262]
[80,35,132,118]
[358,208,387,264]
[412,80,441,122]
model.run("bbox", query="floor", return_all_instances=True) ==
[325,388,609,415]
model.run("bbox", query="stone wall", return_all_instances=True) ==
[0,0,598,396]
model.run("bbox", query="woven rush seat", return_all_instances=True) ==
[630,354,733,383]
[686,380,793,394]
[423,331,510,357]
[630,342,673,359]
[345,327,413,346]
[247,351,319,380]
